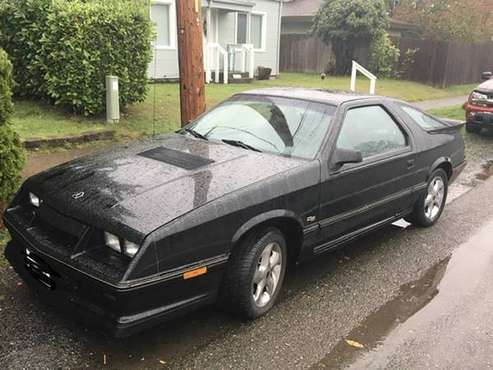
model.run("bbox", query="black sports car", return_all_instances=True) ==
[4,88,465,337]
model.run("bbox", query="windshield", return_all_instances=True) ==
[187,95,336,159]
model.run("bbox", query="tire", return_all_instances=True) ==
[466,121,481,134]
[220,227,287,320]
[406,169,448,227]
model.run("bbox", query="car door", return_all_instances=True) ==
[316,101,419,251]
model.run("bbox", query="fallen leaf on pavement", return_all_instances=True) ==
[345,339,364,348]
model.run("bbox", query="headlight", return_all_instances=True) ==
[123,241,139,257]
[471,91,488,103]
[29,192,42,208]
[104,232,121,253]
[104,232,140,257]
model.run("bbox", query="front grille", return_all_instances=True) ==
[36,203,86,238]
[5,201,132,284]
[28,204,87,258]
[475,113,493,124]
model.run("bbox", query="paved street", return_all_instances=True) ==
[2,129,493,369]
[346,218,493,370]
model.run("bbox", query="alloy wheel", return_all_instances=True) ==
[252,242,283,308]
[424,176,445,221]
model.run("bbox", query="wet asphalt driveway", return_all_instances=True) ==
[2,128,493,369]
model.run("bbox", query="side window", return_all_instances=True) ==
[400,105,447,130]
[337,106,408,159]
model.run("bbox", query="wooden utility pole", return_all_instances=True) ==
[176,0,206,126]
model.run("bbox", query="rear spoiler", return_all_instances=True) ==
[429,118,465,133]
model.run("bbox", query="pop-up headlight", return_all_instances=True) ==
[123,241,139,258]
[104,232,140,257]
[104,232,121,253]
[29,193,42,208]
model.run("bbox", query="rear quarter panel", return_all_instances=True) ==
[391,101,465,185]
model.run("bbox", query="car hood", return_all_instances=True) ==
[477,79,493,93]
[27,134,306,239]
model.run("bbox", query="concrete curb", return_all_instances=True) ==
[23,130,115,149]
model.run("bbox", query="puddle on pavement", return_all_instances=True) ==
[314,217,493,370]
[312,257,450,369]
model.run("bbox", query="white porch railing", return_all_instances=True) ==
[204,43,255,84]
[350,60,377,95]
[205,42,229,84]
[228,44,254,79]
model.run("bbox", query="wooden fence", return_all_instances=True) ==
[398,38,493,87]
[279,34,369,74]
[280,34,493,87]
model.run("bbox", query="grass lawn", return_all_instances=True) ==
[11,73,476,141]
[427,104,466,121]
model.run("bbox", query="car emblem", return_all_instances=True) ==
[72,192,85,200]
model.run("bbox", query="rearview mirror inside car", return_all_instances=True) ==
[332,148,363,169]
[482,71,492,80]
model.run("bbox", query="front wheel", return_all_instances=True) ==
[220,228,287,320]
[406,169,448,227]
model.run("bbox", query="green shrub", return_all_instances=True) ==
[0,46,13,123]
[0,0,51,97]
[0,0,153,115]
[369,33,400,78]
[0,49,25,204]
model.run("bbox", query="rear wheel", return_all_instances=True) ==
[466,121,481,134]
[406,169,448,227]
[220,228,287,320]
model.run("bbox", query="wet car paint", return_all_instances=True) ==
[2,133,493,369]
[3,89,466,336]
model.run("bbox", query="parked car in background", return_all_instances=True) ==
[464,71,493,134]
[4,88,465,337]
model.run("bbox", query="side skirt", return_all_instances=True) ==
[312,210,412,256]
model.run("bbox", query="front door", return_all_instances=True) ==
[316,102,418,251]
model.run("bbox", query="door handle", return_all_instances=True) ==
[407,159,415,169]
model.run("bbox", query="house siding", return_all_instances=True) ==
[148,0,281,80]
[148,0,179,80]
[253,0,282,76]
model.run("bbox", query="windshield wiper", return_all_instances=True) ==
[222,139,262,152]
[182,128,208,141]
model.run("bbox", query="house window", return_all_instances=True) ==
[236,13,248,44]
[251,13,265,50]
[151,4,171,47]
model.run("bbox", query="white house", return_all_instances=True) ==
[148,0,283,83]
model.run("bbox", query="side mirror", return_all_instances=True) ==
[482,71,492,80]
[332,148,363,169]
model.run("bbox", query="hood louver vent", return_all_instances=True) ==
[138,147,214,170]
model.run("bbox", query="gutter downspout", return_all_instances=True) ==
[275,0,282,77]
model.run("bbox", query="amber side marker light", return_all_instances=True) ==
[183,266,207,280]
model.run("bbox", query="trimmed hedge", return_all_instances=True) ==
[0,0,153,115]
[0,48,25,205]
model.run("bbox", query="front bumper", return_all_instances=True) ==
[465,103,493,126]
[4,228,224,338]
